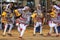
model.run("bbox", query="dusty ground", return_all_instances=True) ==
[0,25,60,40]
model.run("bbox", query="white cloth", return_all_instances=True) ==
[53,5,60,13]
[49,21,57,27]
[17,23,27,37]
[20,24,27,30]
[34,22,42,27]
[49,21,58,34]
[55,5,60,9]
[34,22,42,34]
[5,4,10,11]
[49,26,58,35]
[18,9,23,14]
[3,23,13,35]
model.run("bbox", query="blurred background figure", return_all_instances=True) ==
[0,3,2,30]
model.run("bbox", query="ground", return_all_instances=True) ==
[0,25,60,40]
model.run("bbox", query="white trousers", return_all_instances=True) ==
[17,23,27,37]
[34,22,42,34]
[49,21,58,35]
[3,23,13,35]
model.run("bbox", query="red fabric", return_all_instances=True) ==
[20,28,22,31]
[40,18,43,23]
[58,13,60,16]
[19,17,26,21]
